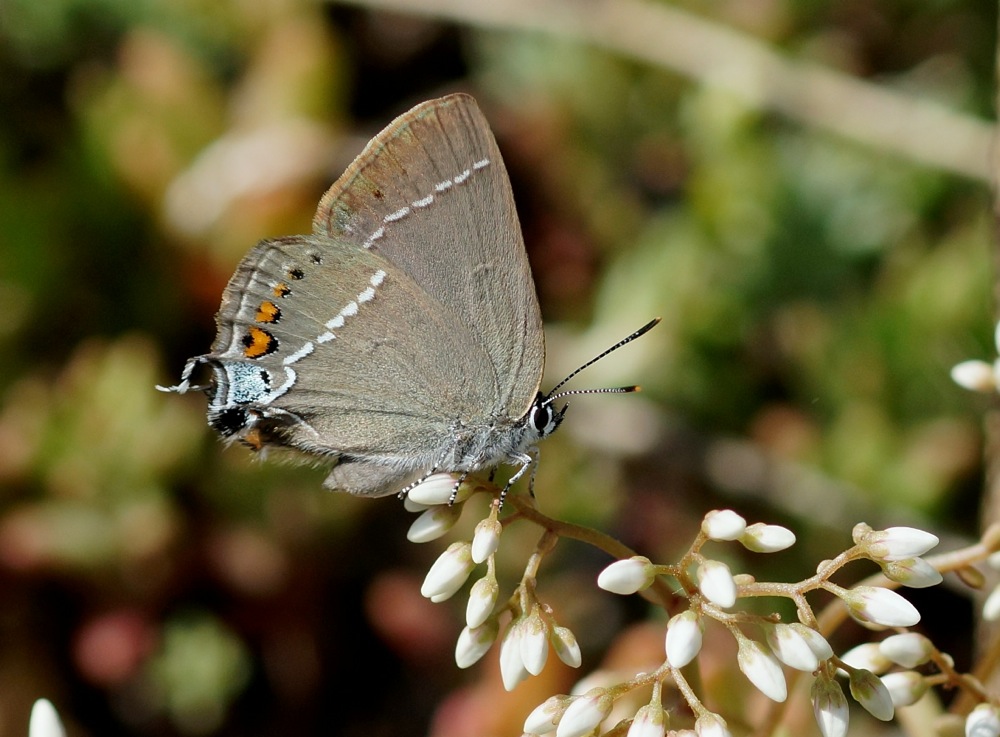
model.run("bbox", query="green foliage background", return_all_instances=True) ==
[0,1,994,735]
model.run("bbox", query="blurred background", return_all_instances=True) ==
[0,0,996,735]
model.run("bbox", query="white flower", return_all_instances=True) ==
[765,623,828,672]
[697,560,737,608]
[984,583,1000,621]
[551,626,582,668]
[952,360,999,393]
[665,611,703,668]
[811,677,849,737]
[524,695,572,735]
[420,541,475,601]
[471,517,502,563]
[839,642,892,674]
[406,504,462,542]
[881,671,927,707]
[702,510,747,541]
[848,669,894,721]
[499,620,530,691]
[29,700,66,737]
[455,618,498,668]
[862,526,939,562]
[521,609,550,676]
[879,632,932,668]
[842,586,920,628]
[740,523,796,553]
[627,702,667,737]
[966,703,1000,737]
[737,638,787,702]
[406,473,465,505]
[882,557,943,588]
[597,556,655,595]
[466,575,498,629]
[694,713,731,737]
[555,689,613,737]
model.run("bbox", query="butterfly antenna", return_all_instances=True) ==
[544,317,660,402]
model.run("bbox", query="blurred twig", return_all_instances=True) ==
[331,0,996,182]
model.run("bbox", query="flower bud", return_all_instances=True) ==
[555,689,613,737]
[551,625,582,668]
[521,608,550,676]
[695,713,731,737]
[737,637,787,702]
[702,510,746,541]
[471,516,502,563]
[407,473,465,505]
[29,699,66,737]
[881,671,927,707]
[627,702,667,737]
[966,703,1000,737]
[697,560,737,608]
[665,611,703,668]
[455,619,498,668]
[879,632,932,668]
[465,575,498,629]
[848,669,894,721]
[811,676,849,737]
[842,586,920,628]
[881,557,943,588]
[420,541,475,601]
[597,556,655,595]
[951,360,997,393]
[406,504,462,542]
[740,523,796,552]
[524,695,572,736]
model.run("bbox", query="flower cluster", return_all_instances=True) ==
[403,472,1000,737]
[406,473,582,690]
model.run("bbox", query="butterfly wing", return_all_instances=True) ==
[313,93,545,422]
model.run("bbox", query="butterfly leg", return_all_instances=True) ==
[499,451,536,508]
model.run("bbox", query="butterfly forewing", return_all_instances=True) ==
[313,94,545,420]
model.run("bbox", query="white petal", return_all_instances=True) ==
[811,677,849,737]
[881,671,927,707]
[966,703,1000,737]
[499,621,530,691]
[471,517,502,563]
[849,669,894,721]
[737,639,787,702]
[627,703,667,737]
[867,527,939,561]
[951,360,996,392]
[697,560,737,608]
[406,504,462,543]
[882,557,943,588]
[29,700,66,737]
[420,541,475,601]
[551,626,582,669]
[597,557,654,595]
[984,583,1000,621]
[407,473,464,505]
[524,695,571,735]
[465,576,498,629]
[665,611,703,668]
[843,586,920,628]
[556,691,613,737]
[879,632,932,668]
[694,714,732,737]
[520,611,550,676]
[740,523,796,553]
[454,619,498,668]
[702,509,747,541]
[839,642,892,674]
[765,623,819,672]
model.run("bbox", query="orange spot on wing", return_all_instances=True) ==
[272,283,291,298]
[255,301,281,323]
[242,327,277,358]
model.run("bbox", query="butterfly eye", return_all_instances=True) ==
[532,404,554,434]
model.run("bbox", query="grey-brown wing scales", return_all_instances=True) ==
[312,94,545,422]
[209,234,498,462]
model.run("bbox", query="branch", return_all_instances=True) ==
[331,0,995,181]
